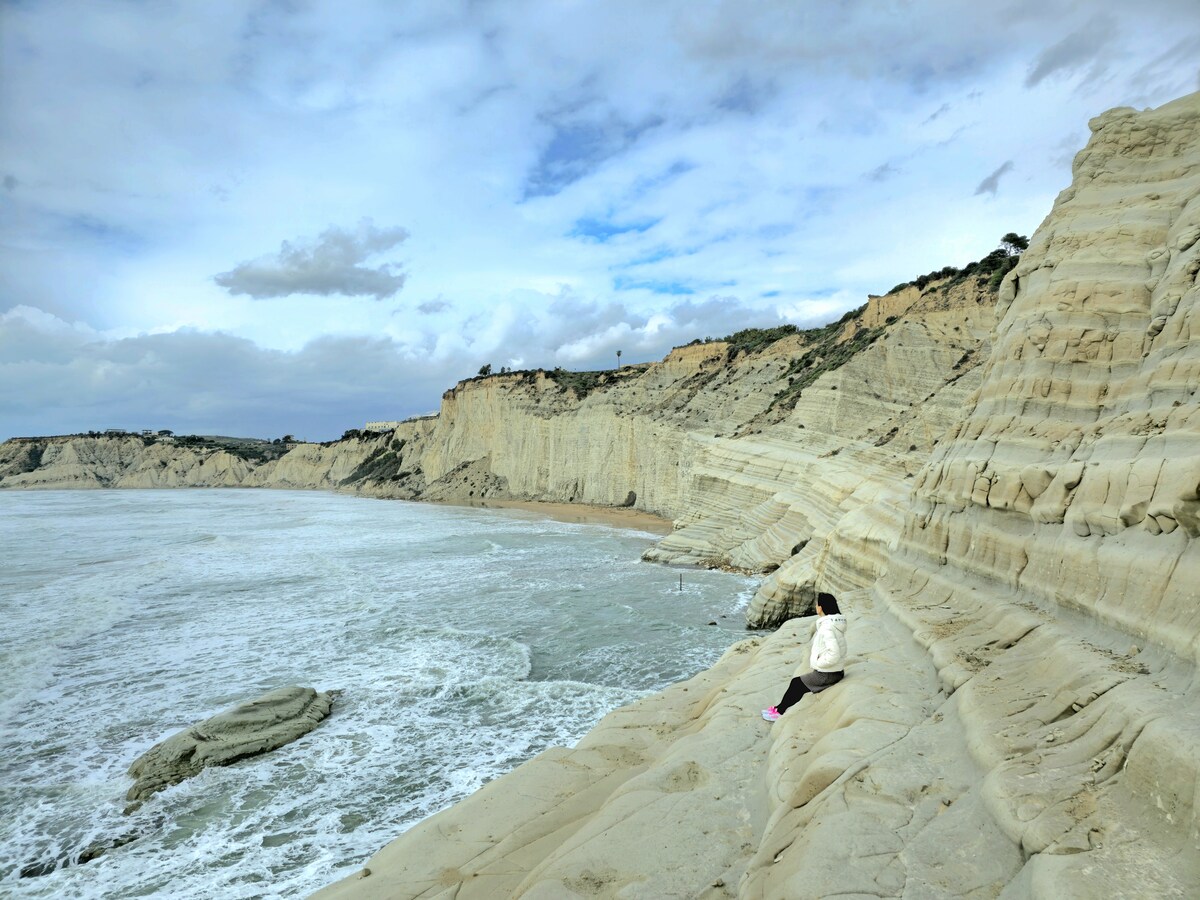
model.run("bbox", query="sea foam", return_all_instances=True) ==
[0,489,756,898]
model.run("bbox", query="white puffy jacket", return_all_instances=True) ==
[809,614,848,672]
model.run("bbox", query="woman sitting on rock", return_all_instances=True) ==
[762,595,847,722]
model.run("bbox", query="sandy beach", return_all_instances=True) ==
[436,498,675,534]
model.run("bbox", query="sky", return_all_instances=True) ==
[2,1,1199,441]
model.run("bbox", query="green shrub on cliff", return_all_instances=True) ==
[771,323,886,411]
[542,362,643,399]
[546,367,605,399]
[718,325,801,357]
[887,233,1027,295]
[341,447,404,485]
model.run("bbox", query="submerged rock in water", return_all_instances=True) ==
[125,685,333,809]
[19,827,149,879]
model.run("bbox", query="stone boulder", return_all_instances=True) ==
[125,685,333,808]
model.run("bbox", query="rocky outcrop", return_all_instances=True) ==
[898,94,1200,658]
[866,92,1200,895]
[125,686,333,809]
[0,432,391,491]
[644,278,994,626]
[313,612,1032,900]
[315,92,1200,898]
[311,634,782,900]
[0,435,253,488]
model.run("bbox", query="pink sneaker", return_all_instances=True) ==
[761,706,781,722]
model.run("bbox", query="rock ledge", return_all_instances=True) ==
[125,685,333,808]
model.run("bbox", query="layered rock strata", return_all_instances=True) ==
[314,92,1200,898]
[867,92,1200,895]
[0,433,386,491]
[125,685,333,808]
[1,276,996,632]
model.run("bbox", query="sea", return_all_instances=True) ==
[0,489,757,899]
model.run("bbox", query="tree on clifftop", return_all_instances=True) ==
[1001,232,1029,255]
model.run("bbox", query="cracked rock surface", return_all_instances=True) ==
[125,685,333,807]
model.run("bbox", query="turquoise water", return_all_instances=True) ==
[0,489,756,898]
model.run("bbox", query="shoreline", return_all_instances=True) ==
[434,497,675,534]
[0,481,678,536]
[3,488,741,898]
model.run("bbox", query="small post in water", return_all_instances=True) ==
[679,573,683,592]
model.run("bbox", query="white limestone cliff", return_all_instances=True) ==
[0,433,388,492]
[0,436,259,489]
[313,92,1200,898]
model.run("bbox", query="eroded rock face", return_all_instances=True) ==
[903,95,1200,657]
[125,686,333,808]
[0,434,389,491]
[2,273,992,549]
[311,617,1027,899]
[314,92,1200,900]
[869,90,1200,896]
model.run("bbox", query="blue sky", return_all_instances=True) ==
[2,0,1198,440]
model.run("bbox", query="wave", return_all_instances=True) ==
[0,489,758,899]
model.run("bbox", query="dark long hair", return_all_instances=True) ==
[817,592,840,615]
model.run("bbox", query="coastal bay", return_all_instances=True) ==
[0,489,755,898]
[3,87,1198,900]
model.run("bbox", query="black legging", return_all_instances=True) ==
[777,670,843,714]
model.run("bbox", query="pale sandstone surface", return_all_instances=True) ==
[314,93,1200,898]
[315,601,1031,899]
[441,498,673,534]
[900,94,1200,660]
[0,433,388,491]
[864,90,1200,895]
[0,436,255,489]
[367,300,988,631]
[317,595,1195,898]
[252,437,387,489]
[647,284,994,627]
[125,686,333,807]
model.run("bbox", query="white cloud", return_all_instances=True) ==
[1,294,808,439]
[2,0,1198,438]
[214,220,408,299]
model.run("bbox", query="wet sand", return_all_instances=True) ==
[438,498,674,534]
